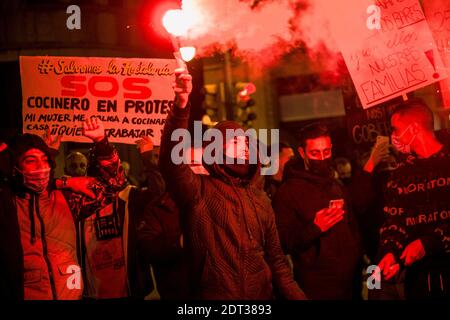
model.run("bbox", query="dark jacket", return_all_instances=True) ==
[159,105,306,300]
[68,149,159,299]
[138,192,189,300]
[0,182,23,299]
[378,145,450,298]
[273,159,363,300]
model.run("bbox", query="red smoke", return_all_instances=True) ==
[178,0,297,68]
[176,0,342,75]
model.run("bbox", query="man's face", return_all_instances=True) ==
[224,136,249,161]
[299,136,332,161]
[391,114,416,145]
[337,163,352,179]
[19,148,50,173]
[66,154,87,177]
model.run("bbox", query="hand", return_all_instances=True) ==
[173,68,192,109]
[400,239,426,266]
[82,117,105,142]
[378,253,400,280]
[136,136,154,154]
[313,207,345,233]
[364,140,390,173]
[65,176,96,199]
[42,128,63,151]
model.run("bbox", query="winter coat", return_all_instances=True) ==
[159,105,306,300]
[273,159,362,299]
[138,192,189,300]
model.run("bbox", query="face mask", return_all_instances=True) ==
[18,167,51,193]
[307,158,334,178]
[391,124,417,154]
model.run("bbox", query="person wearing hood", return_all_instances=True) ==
[158,68,306,300]
[272,123,387,300]
[0,118,124,300]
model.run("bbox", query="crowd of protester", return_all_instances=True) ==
[0,69,448,300]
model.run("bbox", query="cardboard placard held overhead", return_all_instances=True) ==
[422,0,450,108]
[20,56,176,145]
[321,0,448,109]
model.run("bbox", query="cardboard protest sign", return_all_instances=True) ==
[422,0,450,108]
[20,56,176,145]
[320,0,448,109]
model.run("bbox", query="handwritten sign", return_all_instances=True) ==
[321,0,448,109]
[20,56,176,145]
[423,0,450,107]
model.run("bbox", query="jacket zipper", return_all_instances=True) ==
[34,195,57,299]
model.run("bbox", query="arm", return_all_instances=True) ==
[398,224,450,267]
[377,176,409,279]
[264,208,307,300]
[273,187,322,253]
[378,180,408,261]
[421,226,450,254]
[349,139,390,213]
[58,118,126,219]
[159,69,200,208]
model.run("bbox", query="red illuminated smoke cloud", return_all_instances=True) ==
[180,0,340,69]
[180,0,297,66]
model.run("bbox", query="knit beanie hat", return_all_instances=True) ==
[8,133,55,168]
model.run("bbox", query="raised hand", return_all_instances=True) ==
[136,136,154,154]
[42,128,63,151]
[173,68,192,109]
[82,117,105,142]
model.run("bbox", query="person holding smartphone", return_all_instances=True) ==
[273,123,388,299]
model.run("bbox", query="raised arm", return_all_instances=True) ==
[159,69,201,208]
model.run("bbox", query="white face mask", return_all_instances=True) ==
[18,167,51,193]
[391,124,417,154]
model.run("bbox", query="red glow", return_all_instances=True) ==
[177,0,297,68]
[162,9,190,37]
[239,83,256,97]
[180,46,196,62]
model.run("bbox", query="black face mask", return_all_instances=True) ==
[307,158,334,178]
[222,156,250,178]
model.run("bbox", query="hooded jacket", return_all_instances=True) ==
[159,105,305,300]
[0,134,80,300]
[273,159,362,300]
[0,135,123,300]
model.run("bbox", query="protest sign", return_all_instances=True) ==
[423,0,450,107]
[320,0,448,109]
[20,56,176,145]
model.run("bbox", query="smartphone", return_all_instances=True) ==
[376,135,389,145]
[329,199,344,210]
